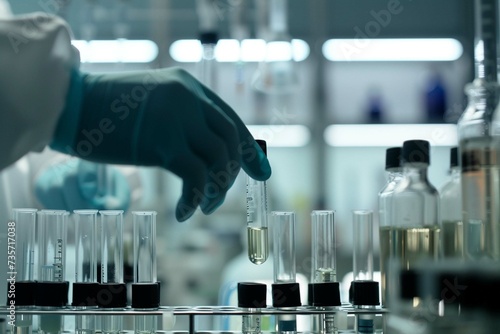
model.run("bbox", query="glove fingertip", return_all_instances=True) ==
[245,153,272,181]
[175,200,196,222]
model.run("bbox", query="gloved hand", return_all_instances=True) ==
[35,160,131,211]
[51,67,272,221]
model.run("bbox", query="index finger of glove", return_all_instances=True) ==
[201,86,272,181]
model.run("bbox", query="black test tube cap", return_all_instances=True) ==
[96,283,127,308]
[308,282,341,307]
[72,282,100,307]
[272,282,301,307]
[238,282,267,308]
[132,282,161,309]
[7,281,37,306]
[349,280,380,306]
[36,281,69,307]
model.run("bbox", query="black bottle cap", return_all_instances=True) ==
[35,282,69,307]
[132,282,161,309]
[72,282,99,307]
[400,269,419,300]
[402,140,430,165]
[199,31,219,44]
[436,271,466,307]
[349,280,380,306]
[7,281,37,306]
[96,283,127,308]
[454,271,500,313]
[256,139,267,156]
[238,282,267,308]
[385,147,402,170]
[450,147,458,168]
[308,282,341,307]
[272,282,301,307]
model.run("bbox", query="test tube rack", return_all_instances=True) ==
[0,305,388,333]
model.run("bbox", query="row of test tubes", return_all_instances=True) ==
[243,210,382,334]
[9,209,159,334]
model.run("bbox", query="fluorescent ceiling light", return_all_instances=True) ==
[248,125,310,147]
[72,40,158,63]
[72,39,159,63]
[324,124,457,147]
[266,41,293,62]
[322,38,463,62]
[169,39,310,63]
[214,39,240,62]
[241,39,267,62]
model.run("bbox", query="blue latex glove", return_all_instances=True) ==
[35,160,131,211]
[51,67,271,221]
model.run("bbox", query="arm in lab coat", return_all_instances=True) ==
[0,11,76,170]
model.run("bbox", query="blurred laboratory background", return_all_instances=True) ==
[5,0,473,309]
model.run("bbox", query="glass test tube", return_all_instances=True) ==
[352,210,374,281]
[37,210,69,334]
[272,211,299,334]
[310,210,339,334]
[238,282,267,334]
[13,209,36,282]
[10,209,37,334]
[100,210,123,285]
[351,210,377,334]
[133,211,158,334]
[74,210,98,334]
[312,211,336,283]
[99,210,125,334]
[200,41,217,88]
[38,210,68,283]
[273,212,296,284]
[246,140,269,265]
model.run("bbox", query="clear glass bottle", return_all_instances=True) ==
[440,147,464,259]
[378,147,402,307]
[390,140,440,270]
[459,79,500,260]
[458,0,500,261]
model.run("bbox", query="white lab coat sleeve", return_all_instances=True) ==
[0,0,11,19]
[0,12,77,170]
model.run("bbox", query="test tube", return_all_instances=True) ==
[246,140,269,265]
[311,211,336,283]
[36,210,70,334]
[350,210,379,334]
[271,211,300,334]
[196,0,219,88]
[132,211,160,334]
[73,210,99,334]
[238,282,267,334]
[352,210,374,281]
[99,210,126,334]
[9,209,37,334]
[308,211,340,334]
